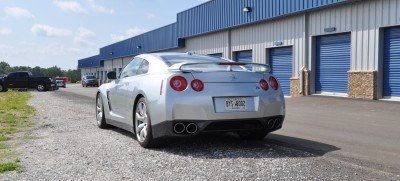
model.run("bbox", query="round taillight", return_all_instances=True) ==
[170,76,188,91]
[191,79,204,92]
[259,79,269,91]
[269,76,279,90]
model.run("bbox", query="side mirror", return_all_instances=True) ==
[107,71,117,80]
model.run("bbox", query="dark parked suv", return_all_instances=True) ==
[0,71,55,92]
[82,75,98,87]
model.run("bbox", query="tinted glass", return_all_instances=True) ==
[161,54,227,66]
[137,60,149,75]
[18,72,29,78]
[8,73,17,78]
[86,76,96,79]
[120,58,143,78]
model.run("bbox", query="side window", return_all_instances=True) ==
[137,60,149,75]
[119,58,143,79]
[8,73,17,79]
[18,72,29,78]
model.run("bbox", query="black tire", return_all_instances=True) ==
[0,84,7,92]
[237,130,269,140]
[37,84,46,92]
[134,97,156,148]
[96,94,109,129]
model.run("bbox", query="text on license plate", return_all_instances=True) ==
[225,97,247,110]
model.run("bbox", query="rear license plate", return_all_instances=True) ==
[225,97,247,111]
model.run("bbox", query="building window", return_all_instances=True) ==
[209,53,223,58]
[234,50,253,63]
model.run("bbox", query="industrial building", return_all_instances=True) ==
[78,0,400,100]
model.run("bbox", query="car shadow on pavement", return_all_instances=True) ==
[109,127,340,159]
[146,132,338,159]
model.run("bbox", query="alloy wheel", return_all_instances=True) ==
[37,84,45,91]
[96,96,103,125]
[135,101,148,142]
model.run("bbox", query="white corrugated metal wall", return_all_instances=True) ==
[95,0,400,98]
[308,0,400,97]
[231,15,305,78]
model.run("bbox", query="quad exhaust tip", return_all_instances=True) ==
[173,123,185,134]
[186,123,198,134]
[267,118,282,129]
[267,119,276,129]
[173,122,198,134]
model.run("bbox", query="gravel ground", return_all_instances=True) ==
[1,91,398,180]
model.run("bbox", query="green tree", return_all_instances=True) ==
[45,66,63,78]
[64,69,80,82]
[30,66,46,77]
[0,61,14,75]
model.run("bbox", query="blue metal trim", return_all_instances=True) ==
[177,0,349,38]
[79,0,351,67]
[99,23,183,61]
[78,55,101,68]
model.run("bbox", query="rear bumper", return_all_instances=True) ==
[152,115,284,139]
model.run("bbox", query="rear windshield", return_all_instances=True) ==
[86,76,96,79]
[161,54,228,66]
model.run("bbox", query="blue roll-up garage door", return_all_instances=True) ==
[384,26,400,97]
[235,50,252,63]
[316,33,351,94]
[270,47,292,96]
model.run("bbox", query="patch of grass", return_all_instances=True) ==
[0,91,35,132]
[0,90,35,174]
[0,143,7,150]
[23,135,43,140]
[0,151,18,159]
[0,135,8,141]
[0,159,22,173]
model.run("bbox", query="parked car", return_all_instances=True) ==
[82,75,98,87]
[56,80,66,88]
[0,71,55,92]
[96,53,285,148]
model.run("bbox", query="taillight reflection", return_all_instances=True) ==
[191,79,204,92]
[269,76,279,90]
[170,76,188,91]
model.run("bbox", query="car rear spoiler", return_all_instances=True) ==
[168,62,271,73]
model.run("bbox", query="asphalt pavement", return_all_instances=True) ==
[59,84,400,174]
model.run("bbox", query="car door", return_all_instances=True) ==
[17,72,29,88]
[108,57,144,119]
[6,73,18,88]
[118,59,150,120]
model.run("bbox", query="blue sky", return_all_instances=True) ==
[0,0,208,70]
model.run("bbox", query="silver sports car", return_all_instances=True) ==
[96,53,285,148]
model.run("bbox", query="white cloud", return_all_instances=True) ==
[110,34,125,42]
[146,13,156,20]
[110,27,148,42]
[53,0,87,14]
[86,0,114,14]
[3,7,35,20]
[0,28,12,36]
[74,27,96,46]
[126,28,147,37]
[31,24,72,37]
